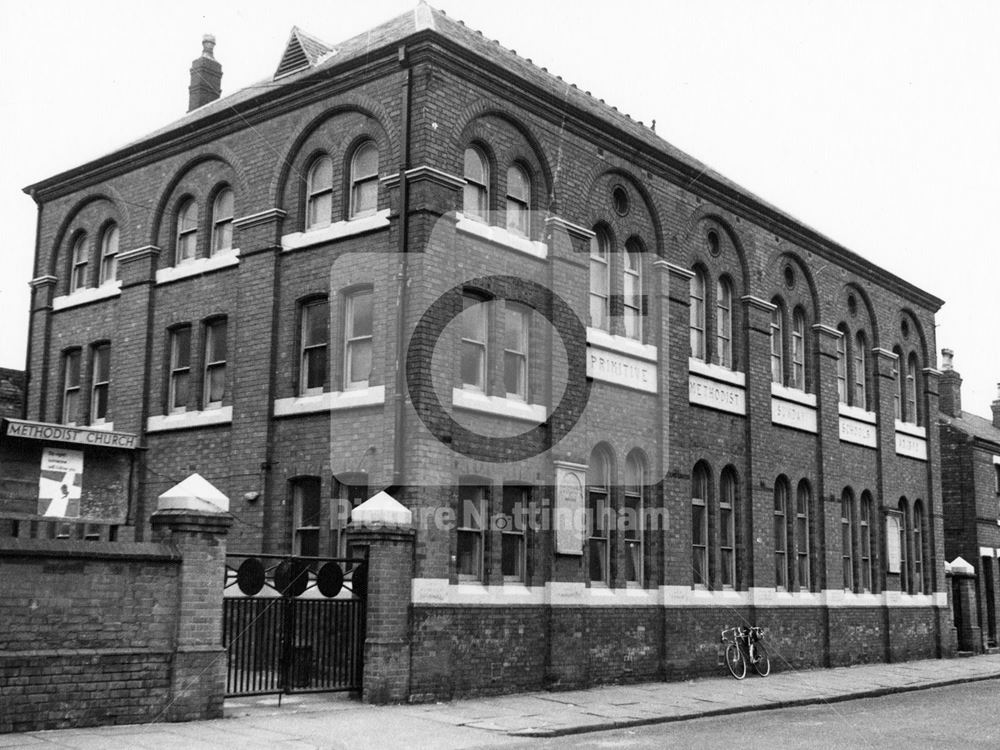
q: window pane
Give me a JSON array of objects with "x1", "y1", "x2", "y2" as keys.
[
  {"x1": 180, "y1": 202, "x2": 198, "y2": 232},
  {"x1": 310, "y1": 156, "x2": 333, "y2": 191},
  {"x1": 305, "y1": 300, "x2": 329, "y2": 346},
  {"x1": 209, "y1": 321, "x2": 228, "y2": 361},
  {"x1": 208, "y1": 366, "x2": 225, "y2": 403},
  {"x1": 354, "y1": 143, "x2": 378, "y2": 179},
  {"x1": 348, "y1": 340, "x2": 371, "y2": 384},
  {"x1": 305, "y1": 347, "x2": 327, "y2": 390},
  {"x1": 308, "y1": 192, "x2": 332, "y2": 228},
  {"x1": 464, "y1": 148, "x2": 486, "y2": 184},
  {"x1": 351, "y1": 293, "x2": 373, "y2": 338},
  {"x1": 172, "y1": 371, "x2": 189, "y2": 407},
  {"x1": 66, "y1": 351, "x2": 81, "y2": 386},
  {"x1": 353, "y1": 180, "x2": 378, "y2": 216},
  {"x1": 501, "y1": 534, "x2": 523, "y2": 579},
  {"x1": 173, "y1": 328, "x2": 191, "y2": 368},
  {"x1": 94, "y1": 347, "x2": 110, "y2": 381}
]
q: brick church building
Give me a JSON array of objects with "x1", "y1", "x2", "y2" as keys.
[{"x1": 16, "y1": 4, "x2": 952, "y2": 697}]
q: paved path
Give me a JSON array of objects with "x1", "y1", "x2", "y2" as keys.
[{"x1": 5, "y1": 654, "x2": 1000, "y2": 749}]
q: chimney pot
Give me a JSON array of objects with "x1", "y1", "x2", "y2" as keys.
[
  {"x1": 992, "y1": 383, "x2": 1000, "y2": 430},
  {"x1": 201, "y1": 34, "x2": 216, "y2": 58},
  {"x1": 941, "y1": 348, "x2": 954, "y2": 371}
]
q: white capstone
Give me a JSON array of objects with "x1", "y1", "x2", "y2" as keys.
[
  {"x1": 352, "y1": 490, "x2": 412, "y2": 527},
  {"x1": 948, "y1": 556, "x2": 975, "y2": 576},
  {"x1": 157, "y1": 473, "x2": 230, "y2": 513}
]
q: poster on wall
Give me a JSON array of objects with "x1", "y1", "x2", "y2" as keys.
[
  {"x1": 554, "y1": 463, "x2": 587, "y2": 555},
  {"x1": 885, "y1": 511, "x2": 902, "y2": 574},
  {"x1": 37, "y1": 447, "x2": 83, "y2": 517}
]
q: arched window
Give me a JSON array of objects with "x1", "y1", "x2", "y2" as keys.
[
  {"x1": 719, "y1": 468, "x2": 737, "y2": 589},
  {"x1": 176, "y1": 199, "x2": 198, "y2": 264},
  {"x1": 505, "y1": 164, "x2": 530, "y2": 236},
  {"x1": 463, "y1": 146, "x2": 489, "y2": 221},
  {"x1": 589, "y1": 229, "x2": 610, "y2": 331},
  {"x1": 842, "y1": 489, "x2": 856, "y2": 591},
  {"x1": 623, "y1": 240, "x2": 642, "y2": 341},
  {"x1": 854, "y1": 331, "x2": 868, "y2": 409},
  {"x1": 690, "y1": 269, "x2": 706, "y2": 360},
  {"x1": 69, "y1": 234, "x2": 88, "y2": 293},
  {"x1": 892, "y1": 347, "x2": 903, "y2": 421},
  {"x1": 770, "y1": 302, "x2": 784, "y2": 384},
  {"x1": 913, "y1": 500, "x2": 925, "y2": 594},
  {"x1": 624, "y1": 452, "x2": 645, "y2": 584},
  {"x1": 774, "y1": 477, "x2": 790, "y2": 590},
  {"x1": 98, "y1": 224, "x2": 119, "y2": 285},
  {"x1": 350, "y1": 141, "x2": 379, "y2": 218},
  {"x1": 306, "y1": 155, "x2": 333, "y2": 229},
  {"x1": 836, "y1": 324, "x2": 849, "y2": 404},
  {"x1": 860, "y1": 491, "x2": 874, "y2": 592},
  {"x1": 898, "y1": 498, "x2": 910, "y2": 593},
  {"x1": 211, "y1": 188, "x2": 234, "y2": 254},
  {"x1": 692, "y1": 463, "x2": 709, "y2": 587},
  {"x1": 906, "y1": 353, "x2": 920, "y2": 425},
  {"x1": 716, "y1": 277, "x2": 733, "y2": 368},
  {"x1": 796, "y1": 480, "x2": 811, "y2": 592},
  {"x1": 588, "y1": 448, "x2": 612, "y2": 585},
  {"x1": 791, "y1": 308, "x2": 806, "y2": 390}
]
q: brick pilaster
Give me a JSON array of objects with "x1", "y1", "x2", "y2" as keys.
[{"x1": 150, "y1": 509, "x2": 232, "y2": 720}]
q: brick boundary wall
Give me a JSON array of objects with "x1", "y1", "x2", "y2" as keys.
[{"x1": 0, "y1": 510, "x2": 230, "y2": 733}]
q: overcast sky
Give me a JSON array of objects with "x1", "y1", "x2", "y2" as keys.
[{"x1": 1, "y1": 1, "x2": 997, "y2": 415}]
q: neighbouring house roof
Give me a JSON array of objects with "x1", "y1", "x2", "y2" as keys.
[
  {"x1": 22, "y1": 3, "x2": 943, "y2": 311},
  {"x1": 940, "y1": 409, "x2": 1000, "y2": 452}
]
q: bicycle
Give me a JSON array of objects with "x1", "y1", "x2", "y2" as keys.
[{"x1": 721, "y1": 626, "x2": 770, "y2": 679}]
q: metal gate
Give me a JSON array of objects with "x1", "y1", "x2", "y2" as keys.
[{"x1": 222, "y1": 552, "x2": 367, "y2": 697}]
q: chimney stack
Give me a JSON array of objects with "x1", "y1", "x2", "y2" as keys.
[
  {"x1": 992, "y1": 383, "x2": 1000, "y2": 430},
  {"x1": 188, "y1": 35, "x2": 222, "y2": 112},
  {"x1": 939, "y1": 348, "x2": 963, "y2": 418}
]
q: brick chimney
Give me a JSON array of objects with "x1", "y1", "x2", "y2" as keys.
[
  {"x1": 188, "y1": 35, "x2": 222, "y2": 112},
  {"x1": 939, "y1": 348, "x2": 962, "y2": 418},
  {"x1": 992, "y1": 383, "x2": 1000, "y2": 429}
]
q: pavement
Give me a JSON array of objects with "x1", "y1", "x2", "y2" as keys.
[{"x1": 5, "y1": 653, "x2": 1000, "y2": 749}]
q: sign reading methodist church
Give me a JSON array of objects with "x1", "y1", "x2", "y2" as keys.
[{"x1": 3, "y1": 418, "x2": 139, "y2": 450}]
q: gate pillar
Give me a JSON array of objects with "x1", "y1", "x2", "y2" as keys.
[
  {"x1": 347, "y1": 491, "x2": 415, "y2": 704},
  {"x1": 151, "y1": 474, "x2": 232, "y2": 720}
]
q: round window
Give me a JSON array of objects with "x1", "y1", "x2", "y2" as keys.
[{"x1": 612, "y1": 186, "x2": 629, "y2": 216}]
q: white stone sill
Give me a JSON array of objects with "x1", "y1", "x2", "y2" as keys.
[
  {"x1": 273, "y1": 386, "x2": 385, "y2": 417},
  {"x1": 894, "y1": 420, "x2": 927, "y2": 439},
  {"x1": 586, "y1": 327, "x2": 658, "y2": 362},
  {"x1": 770, "y1": 382, "x2": 817, "y2": 407},
  {"x1": 281, "y1": 209, "x2": 390, "y2": 252},
  {"x1": 155, "y1": 250, "x2": 241, "y2": 285},
  {"x1": 147, "y1": 406, "x2": 233, "y2": 433},
  {"x1": 839, "y1": 403, "x2": 877, "y2": 424},
  {"x1": 53, "y1": 281, "x2": 122, "y2": 311},
  {"x1": 688, "y1": 357, "x2": 746, "y2": 387},
  {"x1": 455, "y1": 213, "x2": 548, "y2": 259},
  {"x1": 451, "y1": 388, "x2": 547, "y2": 422}
]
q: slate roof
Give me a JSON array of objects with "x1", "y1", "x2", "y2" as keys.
[
  {"x1": 22, "y1": 3, "x2": 944, "y2": 310},
  {"x1": 940, "y1": 409, "x2": 1000, "y2": 451}
]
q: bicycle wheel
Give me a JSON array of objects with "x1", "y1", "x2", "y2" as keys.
[
  {"x1": 750, "y1": 641, "x2": 771, "y2": 677},
  {"x1": 725, "y1": 643, "x2": 746, "y2": 680}
]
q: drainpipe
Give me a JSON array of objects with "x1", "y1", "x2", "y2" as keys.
[{"x1": 392, "y1": 45, "x2": 412, "y2": 489}]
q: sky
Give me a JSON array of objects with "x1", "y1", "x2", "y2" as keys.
[{"x1": 1, "y1": 0, "x2": 998, "y2": 415}]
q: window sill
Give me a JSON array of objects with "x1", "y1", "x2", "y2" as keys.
[
  {"x1": 88, "y1": 421, "x2": 115, "y2": 431},
  {"x1": 894, "y1": 420, "x2": 927, "y2": 439},
  {"x1": 147, "y1": 406, "x2": 233, "y2": 433},
  {"x1": 155, "y1": 250, "x2": 241, "y2": 285},
  {"x1": 770, "y1": 382, "x2": 816, "y2": 407},
  {"x1": 455, "y1": 212, "x2": 548, "y2": 259},
  {"x1": 53, "y1": 281, "x2": 122, "y2": 311},
  {"x1": 281, "y1": 209, "x2": 390, "y2": 252},
  {"x1": 839, "y1": 403, "x2": 877, "y2": 424},
  {"x1": 586, "y1": 327, "x2": 657, "y2": 362},
  {"x1": 688, "y1": 357, "x2": 745, "y2": 387},
  {"x1": 273, "y1": 385, "x2": 385, "y2": 417},
  {"x1": 450, "y1": 388, "x2": 547, "y2": 423}
]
